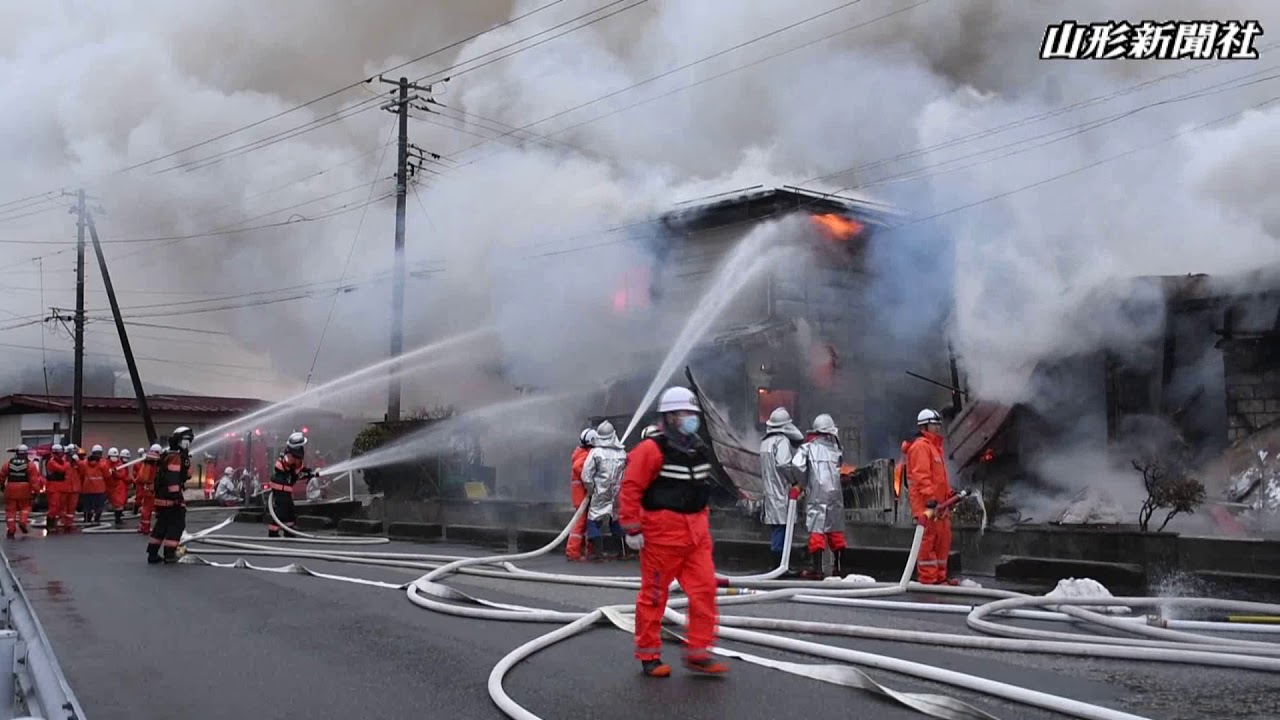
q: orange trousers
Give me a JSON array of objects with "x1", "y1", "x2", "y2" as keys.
[
  {"x1": 634, "y1": 537, "x2": 718, "y2": 662},
  {"x1": 5, "y1": 497, "x2": 31, "y2": 533},
  {"x1": 565, "y1": 482, "x2": 587, "y2": 559},
  {"x1": 806, "y1": 531, "x2": 847, "y2": 554},
  {"x1": 138, "y1": 492, "x2": 155, "y2": 533},
  {"x1": 916, "y1": 517, "x2": 952, "y2": 584},
  {"x1": 62, "y1": 493, "x2": 80, "y2": 529},
  {"x1": 44, "y1": 487, "x2": 68, "y2": 528}
]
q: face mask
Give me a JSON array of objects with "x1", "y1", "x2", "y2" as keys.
[
  {"x1": 180, "y1": 439, "x2": 191, "y2": 450},
  {"x1": 678, "y1": 415, "x2": 700, "y2": 436}
]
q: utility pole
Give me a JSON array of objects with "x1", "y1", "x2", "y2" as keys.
[
  {"x1": 67, "y1": 189, "x2": 87, "y2": 446},
  {"x1": 378, "y1": 75, "x2": 435, "y2": 422},
  {"x1": 86, "y1": 211, "x2": 156, "y2": 442}
]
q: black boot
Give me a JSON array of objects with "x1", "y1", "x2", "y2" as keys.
[
  {"x1": 268, "y1": 529, "x2": 280, "y2": 538},
  {"x1": 830, "y1": 550, "x2": 844, "y2": 579},
  {"x1": 163, "y1": 547, "x2": 178, "y2": 564},
  {"x1": 147, "y1": 547, "x2": 162, "y2": 564},
  {"x1": 800, "y1": 551, "x2": 824, "y2": 580},
  {"x1": 114, "y1": 510, "x2": 123, "y2": 526},
  {"x1": 587, "y1": 537, "x2": 603, "y2": 562}
]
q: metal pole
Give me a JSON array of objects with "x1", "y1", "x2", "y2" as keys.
[
  {"x1": 72, "y1": 190, "x2": 85, "y2": 446},
  {"x1": 388, "y1": 76, "x2": 409, "y2": 423},
  {"x1": 86, "y1": 212, "x2": 157, "y2": 442}
]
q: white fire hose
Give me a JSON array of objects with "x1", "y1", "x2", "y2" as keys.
[{"x1": 179, "y1": 492, "x2": 1280, "y2": 720}]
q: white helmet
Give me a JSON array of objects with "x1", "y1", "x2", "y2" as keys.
[
  {"x1": 137, "y1": 448, "x2": 146, "y2": 457},
  {"x1": 917, "y1": 408, "x2": 943, "y2": 426},
  {"x1": 640, "y1": 424, "x2": 661, "y2": 439},
  {"x1": 287, "y1": 432, "x2": 307, "y2": 449},
  {"x1": 811, "y1": 414, "x2": 838, "y2": 436},
  {"x1": 147, "y1": 444, "x2": 162, "y2": 458},
  {"x1": 15, "y1": 444, "x2": 28, "y2": 455},
  {"x1": 765, "y1": 407, "x2": 793, "y2": 428},
  {"x1": 51, "y1": 444, "x2": 64, "y2": 454},
  {"x1": 67, "y1": 444, "x2": 78, "y2": 454},
  {"x1": 657, "y1": 386, "x2": 699, "y2": 414},
  {"x1": 223, "y1": 466, "x2": 234, "y2": 476},
  {"x1": 107, "y1": 447, "x2": 120, "y2": 460},
  {"x1": 595, "y1": 421, "x2": 617, "y2": 445},
  {"x1": 120, "y1": 449, "x2": 131, "y2": 460},
  {"x1": 579, "y1": 428, "x2": 596, "y2": 447},
  {"x1": 90, "y1": 444, "x2": 104, "y2": 455}
]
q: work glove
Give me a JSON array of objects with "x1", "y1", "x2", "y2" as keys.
[
  {"x1": 624, "y1": 533, "x2": 644, "y2": 551},
  {"x1": 788, "y1": 485, "x2": 801, "y2": 501}
]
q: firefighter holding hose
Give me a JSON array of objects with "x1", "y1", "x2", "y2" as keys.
[
  {"x1": 620, "y1": 386, "x2": 728, "y2": 677},
  {"x1": 267, "y1": 432, "x2": 312, "y2": 537},
  {"x1": 792, "y1": 414, "x2": 848, "y2": 579},
  {"x1": 565, "y1": 428, "x2": 596, "y2": 562},
  {"x1": 760, "y1": 408, "x2": 803, "y2": 571},
  {"x1": 135, "y1": 444, "x2": 161, "y2": 535},
  {"x1": 148, "y1": 428, "x2": 191, "y2": 564},
  {"x1": 907, "y1": 408, "x2": 957, "y2": 585},
  {"x1": 43, "y1": 445, "x2": 70, "y2": 533}
]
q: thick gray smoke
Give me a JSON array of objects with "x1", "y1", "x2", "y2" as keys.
[{"x1": 3, "y1": 1, "x2": 1280, "y2": 506}]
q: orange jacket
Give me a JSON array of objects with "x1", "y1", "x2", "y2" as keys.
[
  {"x1": 134, "y1": 459, "x2": 157, "y2": 495},
  {"x1": 106, "y1": 460, "x2": 127, "y2": 489},
  {"x1": 68, "y1": 459, "x2": 83, "y2": 493},
  {"x1": 570, "y1": 446, "x2": 590, "y2": 488},
  {"x1": 906, "y1": 431, "x2": 951, "y2": 519},
  {"x1": 0, "y1": 459, "x2": 41, "y2": 501},
  {"x1": 44, "y1": 456, "x2": 71, "y2": 485},
  {"x1": 619, "y1": 439, "x2": 710, "y2": 547},
  {"x1": 81, "y1": 458, "x2": 110, "y2": 494}
]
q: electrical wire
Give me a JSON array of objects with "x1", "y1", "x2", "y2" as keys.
[{"x1": 305, "y1": 118, "x2": 399, "y2": 390}]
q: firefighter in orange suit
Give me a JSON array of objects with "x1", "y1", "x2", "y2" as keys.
[
  {"x1": 906, "y1": 408, "x2": 956, "y2": 585},
  {"x1": 134, "y1": 445, "x2": 161, "y2": 535},
  {"x1": 619, "y1": 387, "x2": 727, "y2": 678},
  {"x1": 148, "y1": 428, "x2": 191, "y2": 564},
  {"x1": 81, "y1": 445, "x2": 110, "y2": 524},
  {"x1": 43, "y1": 445, "x2": 71, "y2": 533},
  {"x1": 565, "y1": 428, "x2": 595, "y2": 561},
  {"x1": 106, "y1": 447, "x2": 129, "y2": 525},
  {"x1": 65, "y1": 445, "x2": 85, "y2": 531},
  {"x1": 1, "y1": 445, "x2": 41, "y2": 538}
]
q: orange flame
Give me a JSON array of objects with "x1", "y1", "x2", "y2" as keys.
[
  {"x1": 809, "y1": 213, "x2": 863, "y2": 241},
  {"x1": 980, "y1": 448, "x2": 996, "y2": 464}
]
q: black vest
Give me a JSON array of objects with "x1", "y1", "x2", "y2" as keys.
[
  {"x1": 7, "y1": 457, "x2": 29, "y2": 481},
  {"x1": 640, "y1": 436, "x2": 714, "y2": 514},
  {"x1": 155, "y1": 451, "x2": 189, "y2": 500}
]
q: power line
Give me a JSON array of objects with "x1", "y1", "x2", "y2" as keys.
[
  {"x1": 146, "y1": 1, "x2": 638, "y2": 178},
  {"x1": 305, "y1": 119, "x2": 399, "y2": 389},
  {"x1": 111, "y1": 0, "x2": 571, "y2": 176}
]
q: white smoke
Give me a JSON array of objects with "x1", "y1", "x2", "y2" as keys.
[{"x1": 2, "y1": 1, "x2": 1279, "y2": 503}]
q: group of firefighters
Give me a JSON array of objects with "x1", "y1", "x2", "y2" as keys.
[
  {"x1": 760, "y1": 406, "x2": 958, "y2": 584},
  {"x1": 563, "y1": 387, "x2": 959, "y2": 678},
  {"x1": 0, "y1": 427, "x2": 321, "y2": 561},
  {"x1": 0, "y1": 441, "x2": 165, "y2": 537}
]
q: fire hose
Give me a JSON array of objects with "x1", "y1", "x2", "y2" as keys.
[{"x1": 178, "y1": 492, "x2": 1280, "y2": 720}]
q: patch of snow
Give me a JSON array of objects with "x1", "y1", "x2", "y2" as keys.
[
  {"x1": 1046, "y1": 577, "x2": 1131, "y2": 614},
  {"x1": 823, "y1": 574, "x2": 877, "y2": 584},
  {"x1": 958, "y1": 579, "x2": 983, "y2": 588}
]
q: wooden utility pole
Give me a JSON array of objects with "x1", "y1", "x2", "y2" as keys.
[
  {"x1": 378, "y1": 75, "x2": 433, "y2": 422},
  {"x1": 71, "y1": 189, "x2": 86, "y2": 445}
]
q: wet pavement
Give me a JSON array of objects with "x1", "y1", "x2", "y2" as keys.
[{"x1": 3, "y1": 512, "x2": 1278, "y2": 720}]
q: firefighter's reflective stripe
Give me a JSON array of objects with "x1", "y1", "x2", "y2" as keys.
[
  {"x1": 657, "y1": 463, "x2": 712, "y2": 481},
  {"x1": 268, "y1": 483, "x2": 292, "y2": 492},
  {"x1": 153, "y1": 498, "x2": 179, "y2": 508},
  {"x1": 917, "y1": 559, "x2": 945, "y2": 566}
]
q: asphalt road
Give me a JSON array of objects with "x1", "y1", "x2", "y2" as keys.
[{"x1": 4, "y1": 512, "x2": 1278, "y2": 720}]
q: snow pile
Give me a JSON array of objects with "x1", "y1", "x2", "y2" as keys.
[
  {"x1": 823, "y1": 574, "x2": 877, "y2": 585},
  {"x1": 958, "y1": 579, "x2": 983, "y2": 589},
  {"x1": 1046, "y1": 577, "x2": 1130, "y2": 615}
]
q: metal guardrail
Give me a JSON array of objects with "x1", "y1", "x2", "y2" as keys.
[{"x1": 0, "y1": 549, "x2": 85, "y2": 720}]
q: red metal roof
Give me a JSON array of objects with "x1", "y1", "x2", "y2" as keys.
[
  {"x1": 0, "y1": 394, "x2": 265, "y2": 415},
  {"x1": 946, "y1": 400, "x2": 1015, "y2": 470}
]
